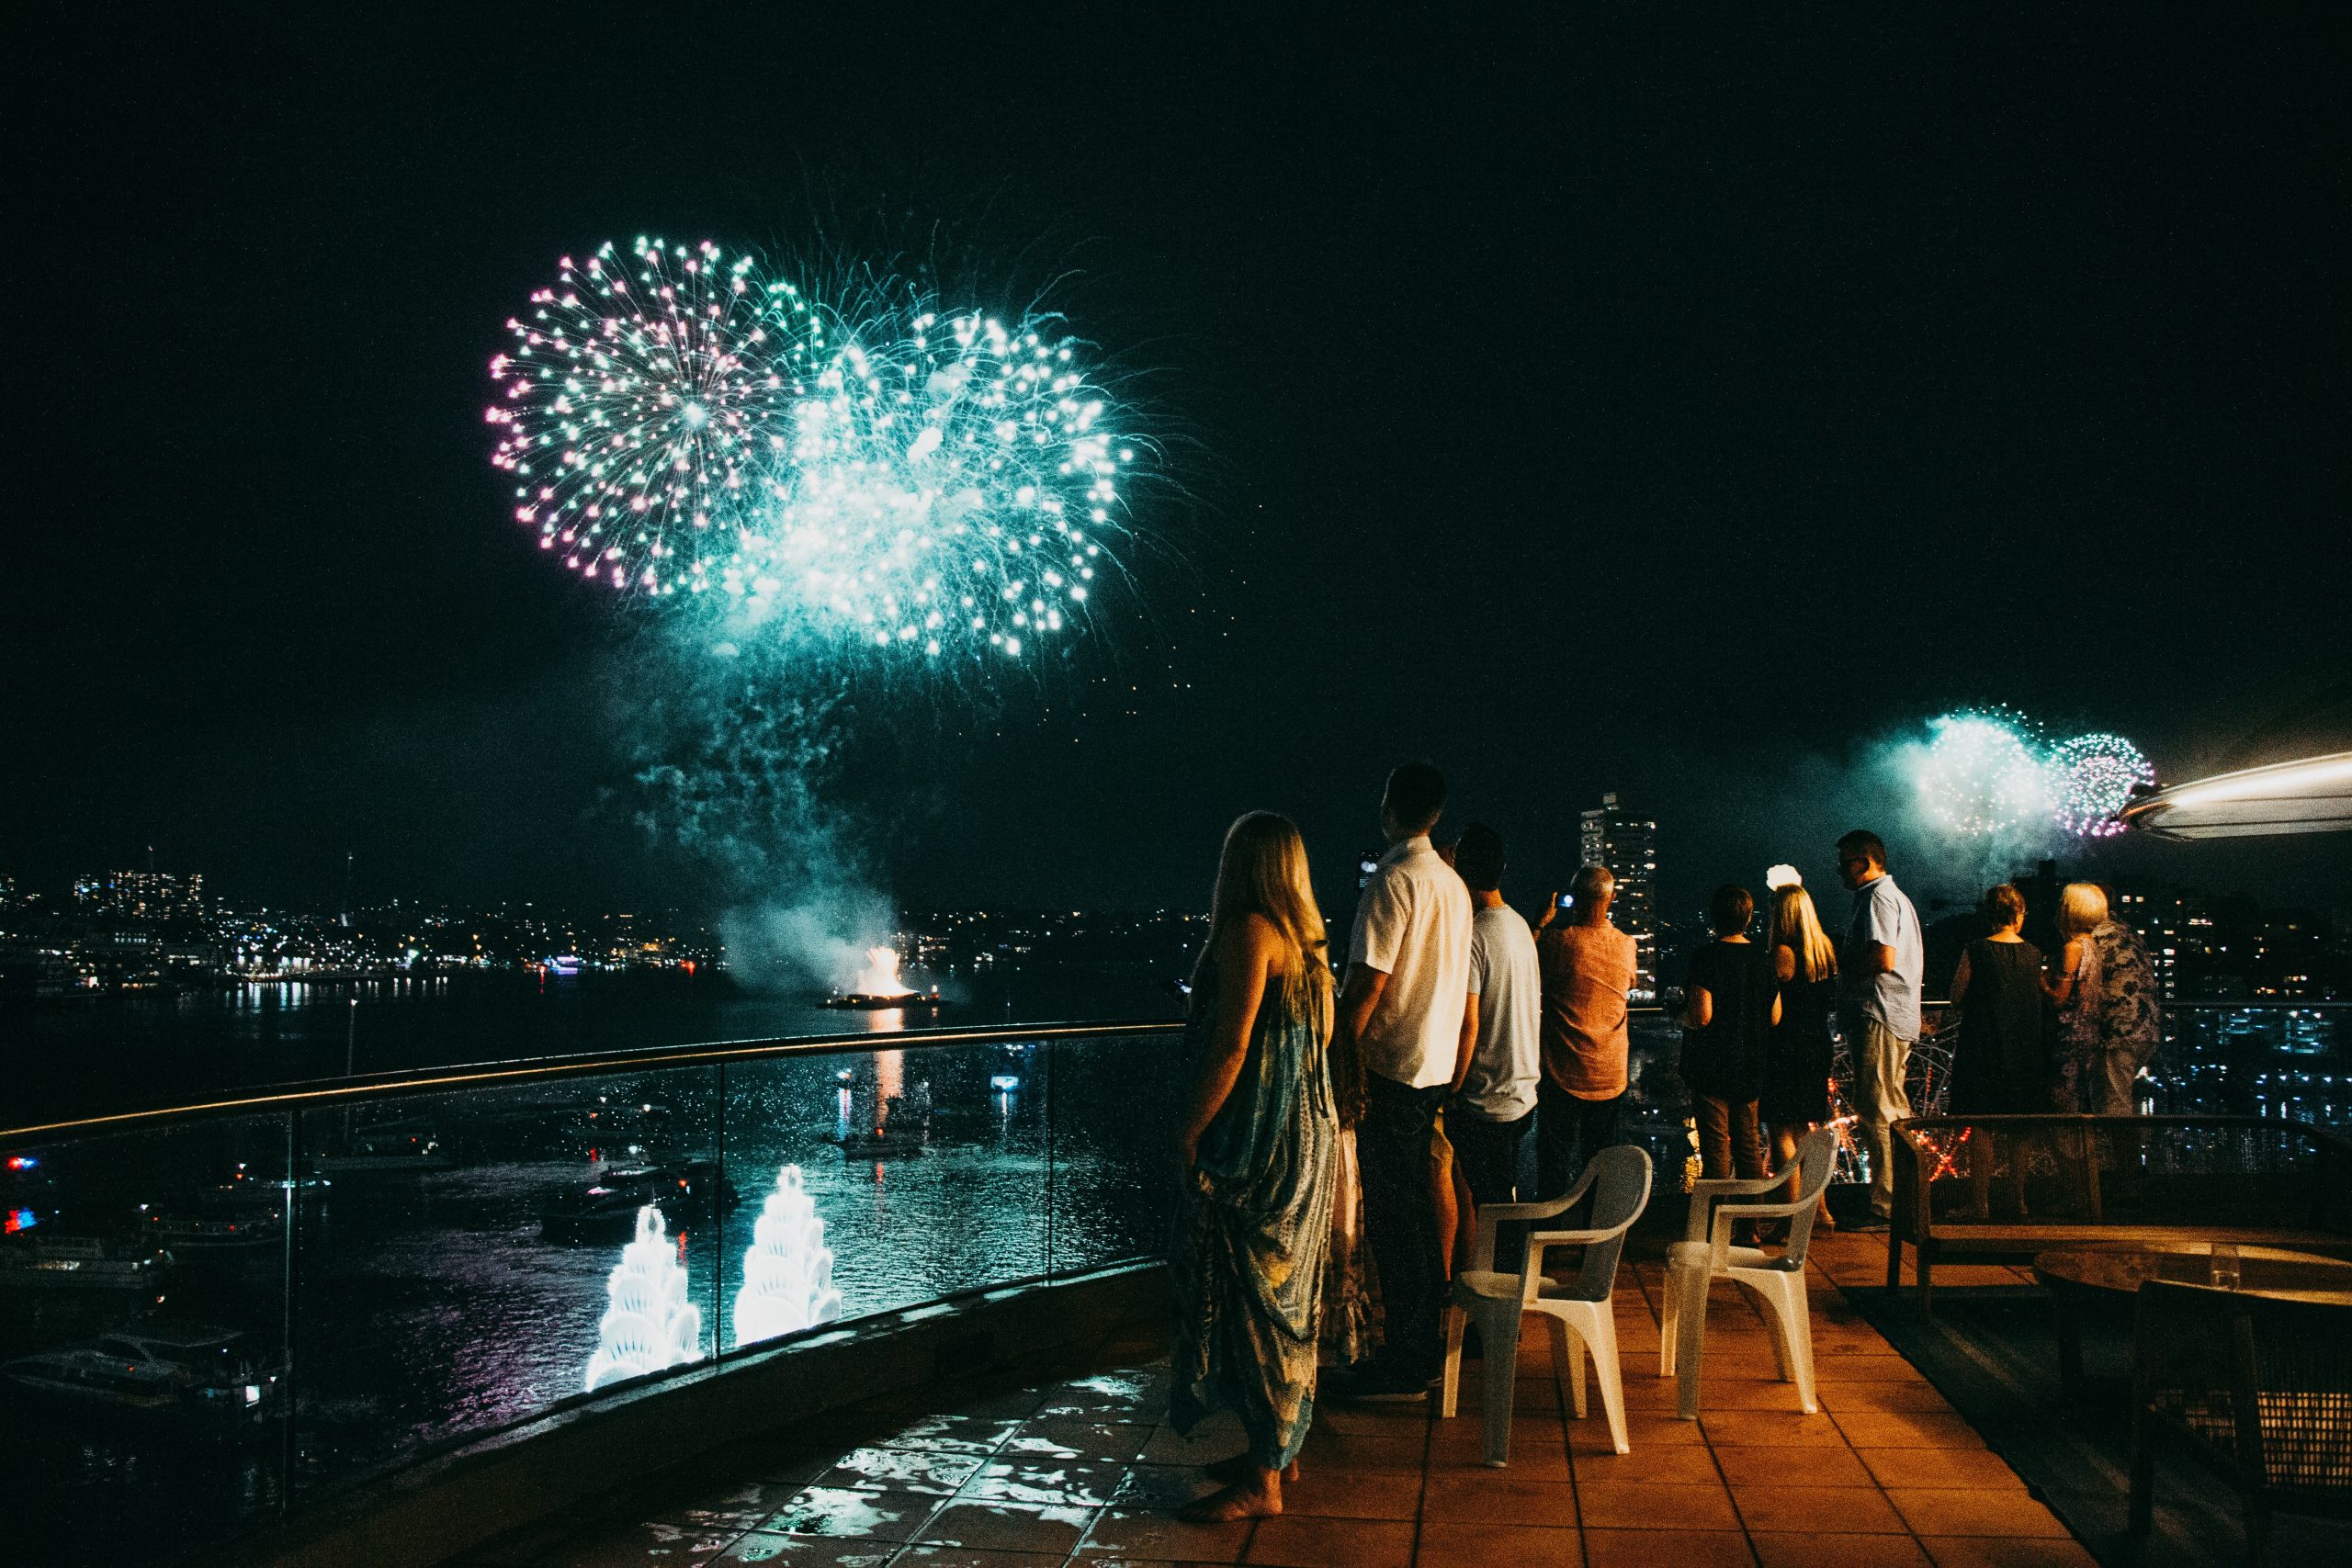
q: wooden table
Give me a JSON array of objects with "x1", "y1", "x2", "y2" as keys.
[{"x1": 2033, "y1": 1244, "x2": 2352, "y2": 1398}]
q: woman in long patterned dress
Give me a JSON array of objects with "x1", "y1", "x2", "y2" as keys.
[{"x1": 1170, "y1": 811, "x2": 1339, "y2": 1522}]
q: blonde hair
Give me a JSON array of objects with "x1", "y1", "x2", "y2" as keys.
[
  {"x1": 1192, "y1": 812, "x2": 1335, "y2": 1037},
  {"x1": 2058, "y1": 882, "x2": 2109, "y2": 940},
  {"x1": 1770, "y1": 885, "x2": 1838, "y2": 983}
]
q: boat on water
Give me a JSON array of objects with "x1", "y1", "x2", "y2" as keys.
[
  {"x1": 537, "y1": 1159, "x2": 738, "y2": 1243},
  {"x1": 317, "y1": 1126, "x2": 449, "y2": 1174},
  {"x1": 0, "y1": 1235, "x2": 172, "y2": 1293},
  {"x1": 3, "y1": 1325, "x2": 282, "y2": 1434},
  {"x1": 146, "y1": 1208, "x2": 284, "y2": 1250},
  {"x1": 820, "y1": 989, "x2": 945, "y2": 1010}
]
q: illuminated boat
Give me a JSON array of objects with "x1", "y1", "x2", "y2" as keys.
[
  {"x1": 317, "y1": 1126, "x2": 450, "y2": 1174},
  {"x1": 3, "y1": 1325, "x2": 282, "y2": 1431},
  {"x1": 147, "y1": 1208, "x2": 284, "y2": 1250},
  {"x1": 0, "y1": 1235, "x2": 172, "y2": 1292},
  {"x1": 537, "y1": 1160, "x2": 739, "y2": 1243},
  {"x1": 820, "y1": 989, "x2": 944, "y2": 1010}
]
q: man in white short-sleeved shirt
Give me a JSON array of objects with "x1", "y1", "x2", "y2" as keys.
[{"x1": 1330, "y1": 761, "x2": 1473, "y2": 1398}]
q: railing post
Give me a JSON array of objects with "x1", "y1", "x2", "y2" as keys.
[
  {"x1": 280, "y1": 1106, "x2": 301, "y2": 1518},
  {"x1": 714, "y1": 1061, "x2": 727, "y2": 1369}
]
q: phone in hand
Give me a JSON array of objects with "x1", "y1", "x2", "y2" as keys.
[{"x1": 1555, "y1": 892, "x2": 1575, "y2": 910}]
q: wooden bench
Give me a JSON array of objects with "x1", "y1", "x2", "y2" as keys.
[{"x1": 1885, "y1": 1114, "x2": 2352, "y2": 1316}]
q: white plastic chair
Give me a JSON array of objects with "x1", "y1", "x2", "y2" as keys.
[
  {"x1": 1441, "y1": 1144, "x2": 1653, "y2": 1463},
  {"x1": 1660, "y1": 1124, "x2": 1839, "y2": 1420}
]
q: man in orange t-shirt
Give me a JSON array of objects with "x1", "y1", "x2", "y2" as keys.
[{"x1": 1533, "y1": 863, "x2": 1638, "y2": 1199}]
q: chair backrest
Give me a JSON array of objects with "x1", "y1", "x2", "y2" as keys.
[
  {"x1": 1776, "y1": 1125, "x2": 1843, "y2": 1269},
  {"x1": 2137, "y1": 1280, "x2": 2352, "y2": 1498},
  {"x1": 1555, "y1": 1145, "x2": 1652, "y2": 1303}
]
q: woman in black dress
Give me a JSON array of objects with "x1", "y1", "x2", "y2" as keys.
[
  {"x1": 1763, "y1": 881, "x2": 1839, "y2": 1231},
  {"x1": 1681, "y1": 884, "x2": 1781, "y2": 1186},
  {"x1": 1946, "y1": 883, "x2": 2049, "y2": 1113}
]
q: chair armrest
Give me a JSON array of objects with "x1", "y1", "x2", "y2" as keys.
[
  {"x1": 1686, "y1": 1171, "x2": 1795, "y2": 1242},
  {"x1": 1473, "y1": 1166, "x2": 1601, "y2": 1270}
]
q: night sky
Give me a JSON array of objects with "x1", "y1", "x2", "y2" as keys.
[{"x1": 10, "y1": 7, "x2": 2348, "y2": 920}]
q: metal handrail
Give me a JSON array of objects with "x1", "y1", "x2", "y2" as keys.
[{"x1": 0, "y1": 1016, "x2": 1187, "y2": 1146}]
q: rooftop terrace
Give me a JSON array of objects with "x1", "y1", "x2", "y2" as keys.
[{"x1": 457, "y1": 1230, "x2": 2106, "y2": 1568}]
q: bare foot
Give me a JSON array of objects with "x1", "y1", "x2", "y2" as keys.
[
  {"x1": 1180, "y1": 1467, "x2": 1283, "y2": 1522},
  {"x1": 1205, "y1": 1454, "x2": 1300, "y2": 1485}
]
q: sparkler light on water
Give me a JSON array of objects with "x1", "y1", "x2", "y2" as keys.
[
  {"x1": 2047, "y1": 732, "x2": 2156, "y2": 839},
  {"x1": 488, "y1": 238, "x2": 1141, "y2": 661},
  {"x1": 1914, "y1": 709, "x2": 2155, "y2": 840}
]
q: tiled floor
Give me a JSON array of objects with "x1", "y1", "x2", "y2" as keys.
[{"x1": 464, "y1": 1230, "x2": 2092, "y2": 1567}]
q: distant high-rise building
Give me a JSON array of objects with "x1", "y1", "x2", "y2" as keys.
[
  {"x1": 74, "y1": 868, "x2": 205, "y2": 922},
  {"x1": 1579, "y1": 792, "x2": 1657, "y2": 994}
]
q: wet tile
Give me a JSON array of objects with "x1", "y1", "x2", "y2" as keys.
[
  {"x1": 1140, "y1": 1420, "x2": 1247, "y2": 1466},
  {"x1": 894, "y1": 1548, "x2": 1068, "y2": 1568},
  {"x1": 543, "y1": 1518, "x2": 740, "y2": 1566},
  {"x1": 1075, "y1": 1504, "x2": 1255, "y2": 1561},
  {"x1": 942, "y1": 1387, "x2": 1052, "y2": 1421},
  {"x1": 1109, "y1": 1461, "x2": 1216, "y2": 1510},
  {"x1": 820, "y1": 1447, "x2": 989, "y2": 1495},
  {"x1": 1732, "y1": 1483, "x2": 1905, "y2": 1534},
  {"x1": 1831, "y1": 1412, "x2": 1986, "y2": 1450},
  {"x1": 1036, "y1": 1371, "x2": 1163, "y2": 1419},
  {"x1": 1754, "y1": 1536, "x2": 1929, "y2": 1568},
  {"x1": 886, "y1": 1416, "x2": 1022, "y2": 1455},
  {"x1": 964, "y1": 1457, "x2": 1129, "y2": 1507},
  {"x1": 1413, "y1": 1520, "x2": 1584, "y2": 1567},
  {"x1": 763, "y1": 1485, "x2": 941, "y2": 1541},
  {"x1": 1241, "y1": 1515, "x2": 1414, "y2": 1568},
  {"x1": 1581, "y1": 1528, "x2": 1754, "y2": 1567},
  {"x1": 918, "y1": 1501, "x2": 1098, "y2": 1555},
  {"x1": 1012, "y1": 1416, "x2": 1152, "y2": 1463},
  {"x1": 716, "y1": 1536, "x2": 901, "y2": 1567},
  {"x1": 1856, "y1": 1447, "x2": 2027, "y2": 1490},
  {"x1": 1885, "y1": 1489, "x2": 2069, "y2": 1538}
]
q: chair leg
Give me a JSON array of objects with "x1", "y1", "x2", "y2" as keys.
[
  {"x1": 1440, "y1": 1303, "x2": 1465, "y2": 1420},
  {"x1": 1565, "y1": 1319, "x2": 1588, "y2": 1420},
  {"x1": 1659, "y1": 1268, "x2": 1680, "y2": 1377},
  {"x1": 1577, "y1": 1305, "x2": 1630, "y2": 1455},
  {"x1": 1672, "y1": 1265, "x2": 1708, "y2": 1420},
  {"x1": 1480, "y1": 1305, "x2": 1522, "y2": 1468},
  {"x1": 1773, "y1": 1275, "x2": 1817, "y2": 1415}
]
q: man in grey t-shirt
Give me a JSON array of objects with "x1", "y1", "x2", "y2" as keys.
[
  {"x1": 1449, "y1": 824, "x2": 1539, "y2": 1213},
  {"x1": 1836, "y1": 829, "x2": 1924, "y2": 1224}
]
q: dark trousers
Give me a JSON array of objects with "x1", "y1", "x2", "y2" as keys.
[
  {"x1": 1450, "y1": 1108, "x2": 1532, "y2": 1208},
  {"x1": 1359, "y1": 1071, "x2": 1448, "y2": 1379},
  {"x1": 1537, "y1": 1078, "x2": 1624, "y2": 1201},
  {"x1": 1694, "y1": 1094, "x2": 1767, "y2": 1183}
]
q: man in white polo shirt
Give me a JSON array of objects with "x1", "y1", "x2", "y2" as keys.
[{"x1": 1329, "y1": 761, "x2": 1473, "y2": 1398}]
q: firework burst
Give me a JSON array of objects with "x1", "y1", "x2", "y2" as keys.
[
  {"x1": 489, "y1": 238, "x2": 824, "y2": 593},
  {"x1": 1917, "y1": 709, "x2": 2053, "y2": 837},
  {"x1": 2047, "y1": 732, "x2": 2155, "y2": 838},
  {"x1": 487, "y1": 241, "x2": 1142, "y2": 663}
]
